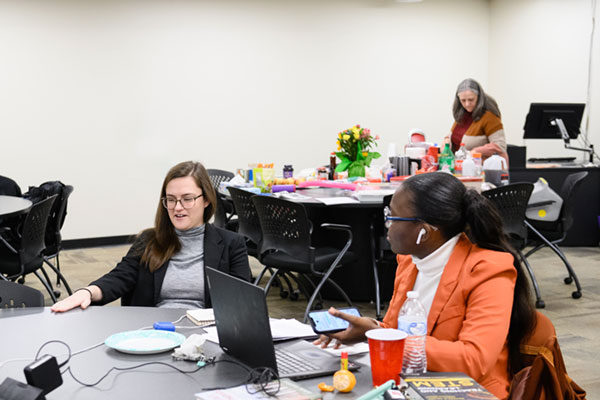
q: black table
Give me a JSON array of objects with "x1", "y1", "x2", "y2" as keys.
[
  {"x1": 0, "y1": 195, "x2": 32, "y2": 218},
  {"x1": 0, "y1": 307, "x2": 375, "y2": 399}
]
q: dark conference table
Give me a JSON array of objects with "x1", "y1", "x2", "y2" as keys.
[
  {"x1": 0, "y1": 306, "x2": 375, "y2": 399},
  {"x1": 0, "y1": 195, "x2": 32, "y2": 218}
]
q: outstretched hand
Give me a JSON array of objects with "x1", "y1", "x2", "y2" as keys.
[
  {"x1": 312, "y1": 307, "x2": 380, "y2": 349},
  {"x1": 50, "y1": 289, "x2": 92, "y2": 313}
]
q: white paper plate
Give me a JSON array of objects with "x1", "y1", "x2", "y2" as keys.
[{"x1": 105, "y1": 330, "x2": 186, "y2": 355}]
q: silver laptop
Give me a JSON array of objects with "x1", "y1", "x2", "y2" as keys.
[{"x1": 206, "y1": 267, "x2": 357, "y2": 380}]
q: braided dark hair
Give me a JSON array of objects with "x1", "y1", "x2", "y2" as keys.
[{"x1": 401, "y1": 172, "x2": 536, "y2": 374}]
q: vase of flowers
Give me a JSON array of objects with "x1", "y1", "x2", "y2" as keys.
[{"x1": 335, "y1": 125, "x2": 381, "y2": 178}]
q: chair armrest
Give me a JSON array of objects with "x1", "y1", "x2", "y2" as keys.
[
  {"x1": 320, "y1": 223, "x2": 353, "y2": 244},
  {"x1": 527, "y1": 200, "x2": 556, "y2": 208}
]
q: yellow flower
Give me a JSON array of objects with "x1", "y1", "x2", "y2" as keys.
[
  {"x1": 351, "y1": 126, "x2": 360, "y2": 136},
  {"x1": 362, "y1": 151, "x2": 368, "y2": 157},
  {"x1": 337, "y1": 145, "x2": 342, "y2": 150},
  {"x1": 354, "y1": 132, "x2": 360, "y2": 140},
  {"x1": 338, "y1": 133, "x2": 342, "y2": 139},
  {"x1": 343, "y1": 134, "x2": 350, "y2": 140}
]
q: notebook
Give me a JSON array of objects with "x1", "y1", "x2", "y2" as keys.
[{"x1": 206, "y1": 267, "x2": 357, "y2": 381}]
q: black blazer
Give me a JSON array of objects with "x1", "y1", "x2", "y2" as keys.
[{"x1": 91, "y1": 224, "x2": 251, "y2": 307}]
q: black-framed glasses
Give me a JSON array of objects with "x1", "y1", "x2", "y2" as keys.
[
  {"x1": 383, "y1": 206, "x2": 420, "y2": 228},
  {"x1": 161, "y1": 194, "x2": 203, "y2": 210}
]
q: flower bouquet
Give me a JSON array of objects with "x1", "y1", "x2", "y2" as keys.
[{"x1": 335, "y1": 125, "x2": 381, "y2": 177}]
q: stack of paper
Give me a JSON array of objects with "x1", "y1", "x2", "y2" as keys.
[{"x1": 186, "y1": 309, "x2": 215, "y2": 327}]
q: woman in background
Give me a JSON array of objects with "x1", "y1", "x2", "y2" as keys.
[
  {"x1": 315, "y1": 172, "x2": 536, "y2": 398},
  {"x1": 451, "y1": 78, "x2": 508, "y2": 162},
  {"x1": 51, "y1": 161, "x2": 250, "y2": 312}
]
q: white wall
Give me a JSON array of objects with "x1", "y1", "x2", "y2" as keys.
[
  {"x1": 489, "y1": 0, "x2": 599, "y2": 158},
  {"x1": 1, "y1": 0, "x2": 597, "y2": 240}
]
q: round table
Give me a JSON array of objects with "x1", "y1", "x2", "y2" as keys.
[{"x1": 0, "y1": 195, "x2": 32, "y2": 218}]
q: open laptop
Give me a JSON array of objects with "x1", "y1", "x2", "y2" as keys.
[{"x1": 206, "y1": 267, "x2": 358, "y2": 380}]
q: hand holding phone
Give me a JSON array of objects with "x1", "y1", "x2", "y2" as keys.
[{"x1": 308, "y1": 308, "x2": 361, "y2": 334}]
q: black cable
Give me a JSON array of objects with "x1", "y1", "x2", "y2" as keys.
[
  {"x1": 62, "y1": 361, "x2": 202, "y2": 387},
  {"x1": 34, "y1": 339, "x2": 281, "y2": 397},
  {"x1": 34, "y1": 340, "x2": 72, "y2": 368}
]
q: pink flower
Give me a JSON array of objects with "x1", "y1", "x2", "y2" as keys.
[{"x1": 375, "y1": 135, "x2": 380, "y2": 140}]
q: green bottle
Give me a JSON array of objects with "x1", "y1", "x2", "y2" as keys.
[{"x1": 438, "y1": 143, "x2": 455, "y2": 173}]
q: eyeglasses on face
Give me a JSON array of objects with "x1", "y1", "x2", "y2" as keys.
[
  {"x1": 383, "y1": 206, "x2": 421, "y2": 229},
  {"x1": 162, "y1": 194, "x2": 203, "y2": 210}
]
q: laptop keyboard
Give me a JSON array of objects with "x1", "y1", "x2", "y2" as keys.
[{"x1": 275, "y1": 348, "x2": 320, "y2": 375}]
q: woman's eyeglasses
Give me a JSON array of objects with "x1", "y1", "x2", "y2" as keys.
[
  {"x1": 383, "y1": 206, "x2": 421, "y2": 228},
  {"x1": 162, "y1": 194, "x2": 203, "y2": 210}
]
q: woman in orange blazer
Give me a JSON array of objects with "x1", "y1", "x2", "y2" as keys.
[{"x1": 315, "y1": 172, "x2": 536, "y2": 399}]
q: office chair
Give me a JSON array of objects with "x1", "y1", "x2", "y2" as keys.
[
  {"x1": 0, "y1": 175, "x2": 21, "y2": 196},
  {"x1": 42, "y1": 185, "x2": 74, "y2": 294},
  {"x1": 206, "y1": 169, "x2": 237, "y2": 231},
  {"x1": 227, "y1": 187, "x2": 296, "y2": 299},
  {"x1": 0, "y1": 195, "x2": 70, "y2": 303},
  {"x1": 0, "y1": 280, "x2": 45, "y2": 308},
  {"x1": 252, "y1": 195, "x2": 355, "y2": 322},
  {"x1": 524, "y1": 171, "x2": 588, "y2": 301},
  {"x1": 482, "y1": 183, "x2": 545, "y2": 308}
]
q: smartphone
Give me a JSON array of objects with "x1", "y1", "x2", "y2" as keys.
[{"x1": 308, "y1": 308, "x2": 361, "y2": 334}]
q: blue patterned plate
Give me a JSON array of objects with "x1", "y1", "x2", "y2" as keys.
[{"x1": 105, "y1": 330, "x2": 186, "y2": 354}]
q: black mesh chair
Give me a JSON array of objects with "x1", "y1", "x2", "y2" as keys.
[
  {"x1": 42, "y1": 185, "x2": 74, "y2": 293},
  {"x1": 0, "y1": 280, "x2": 44, "y2": 308},
  {"x1": 228, "y1": 187, "x2": 296, "y2": 299},
  {"x1": 0, "y1": 175, "x2": 21, "y2": 196},
  {"x1": 0, "y1": 195, "x2": 70, "y2": 303},
  {"x1": 252, "y1": 195, "x2": 355, "y2": 322},
  {"x1": 207, "y1": 169, "x2": 237, "y2": 231},
  {"x1": 482, "y1": 183, "x2": 545, "y2": 308},
  {"x1": 524, "y1": 171, "x2": 588, "y2": 300}
]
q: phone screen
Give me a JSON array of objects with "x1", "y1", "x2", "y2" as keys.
[{"x1": 308, "y1": 308, "x2": 361, "y2": 334}]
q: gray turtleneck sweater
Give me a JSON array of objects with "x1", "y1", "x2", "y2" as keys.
[{"x1": 156, "y1": 224, "x2": 205, "y2": 309}]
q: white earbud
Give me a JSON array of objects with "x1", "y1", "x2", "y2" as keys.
[{"x1": 416, "y1": 228, "x2": 426, "y2": 245}]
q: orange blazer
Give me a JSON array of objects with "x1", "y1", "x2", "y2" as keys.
[{"x1": 381, "y1": 234, "x2": 516, "y2": 399}]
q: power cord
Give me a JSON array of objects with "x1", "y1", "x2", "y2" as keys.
[{"x1": 33, "y1": 336, "x2": 282, "y2": 397}]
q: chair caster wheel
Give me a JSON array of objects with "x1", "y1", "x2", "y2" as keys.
[
  {"x1": 53, "y1": 290, "x2": 61, "y2": 299},
  {"x1": 289, "y1": 291, "x2": 299, "y2": 301},
  {"x1": 17, "y1": 277, "x2": 25, "y2": 284},
  {"x1": 535, "y1": 299, "x2": 545, "y2": 309},
  {"x1": 564, "y1": 277, "x2": 573, "y2": 284},
  {"x1": 572, "y1": 291, "x2": 582, "y2": 299},
  {"x1": 279, "y1": 290, "x2": 289, "y2": 299}
]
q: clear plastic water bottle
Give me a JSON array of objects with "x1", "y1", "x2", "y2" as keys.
[
  {"x1": 454, "y1": 143, "x2": 467, "y2": 176},
  {"x1": 397, "y1": 291, "x2": 427, "y2": 374}
]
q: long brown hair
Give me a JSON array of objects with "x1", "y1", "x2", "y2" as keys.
[{"x1": 141, "y1": 161, "x2": 217, "y2": 272}]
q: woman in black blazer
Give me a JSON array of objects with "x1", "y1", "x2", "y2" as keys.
[{"x1": 51, "y1": 161, "x2": 250, "y2": 312}]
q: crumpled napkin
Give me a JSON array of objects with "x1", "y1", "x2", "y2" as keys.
[{"x1": 172, "y1": 333, "x2": 208, "y2": 361}]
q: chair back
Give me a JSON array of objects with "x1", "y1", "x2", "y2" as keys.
[
  {"x1": 0, "y1": 280, "x2": 44, "y2": 308},
  {"x1": 20, "y1": 195, "x2": 57, "y2": 270},
  {"x1": 482, "y1": 183, "x2": 534, "y2": 249},
  {"x1": 228, "y1": 187, "x2": 261, "y2": 246},
  {"x1": 559, "y1": 171, "x2": 588, "y2": 232},
  {"x1": 207, "y1": 169, "x2": 235, "y2": 189},
  {"x1": 252, "y1": 195, "x2": 314, "y2": 264},
  {"x1": 207, "y1": 169, "x2": 235, "y2": 229},
  {"x1": 44, "y1": 185, "x2": 74, "y2": 256},
  {"x1": 0, "y1": 175, "x2": 21, "y2": 196}
]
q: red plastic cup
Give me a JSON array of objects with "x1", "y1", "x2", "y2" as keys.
[{"x1": 365, "y1": 328, "x2": 407, "y2": 386}]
